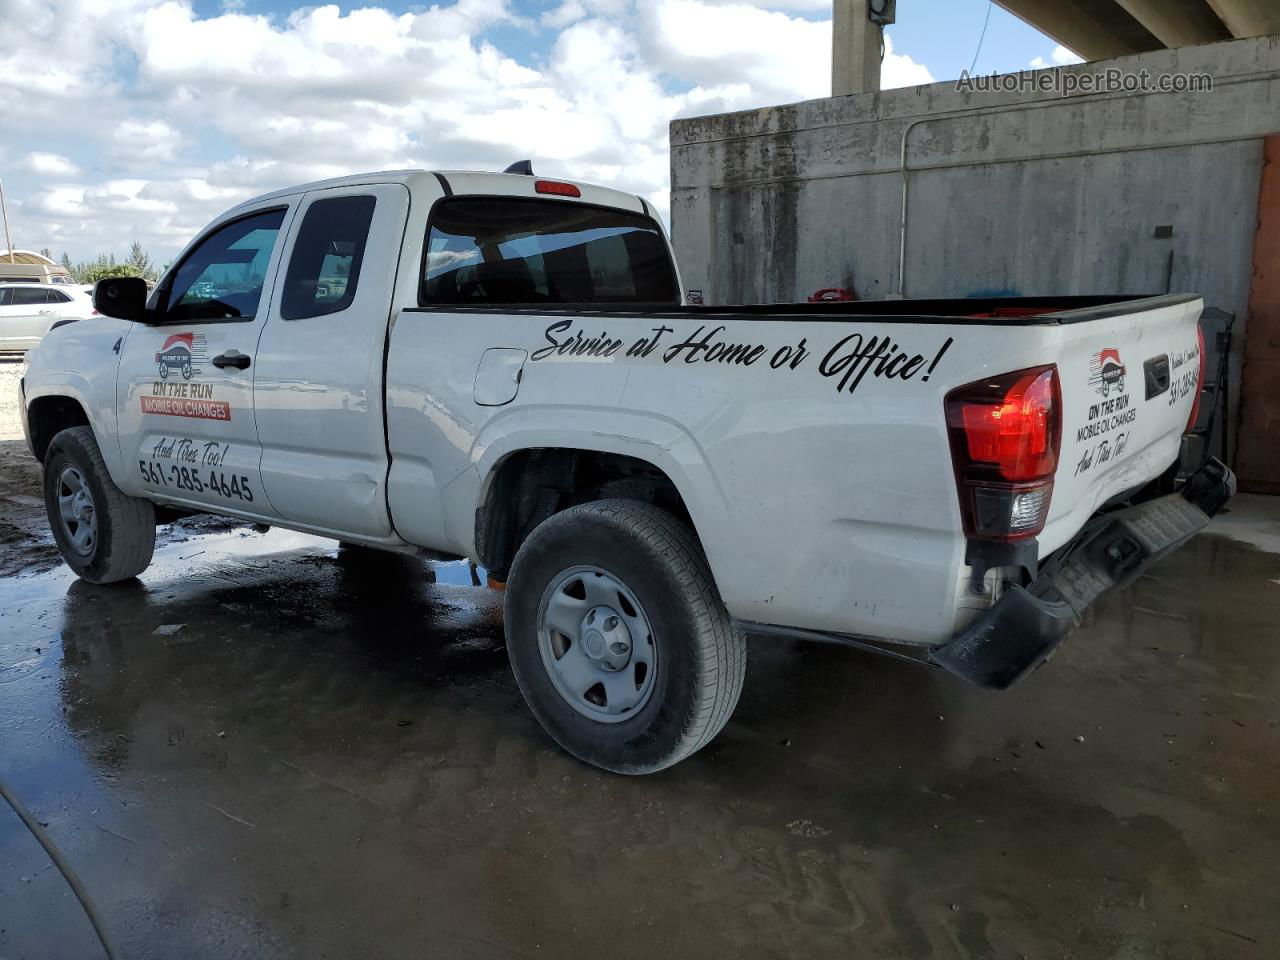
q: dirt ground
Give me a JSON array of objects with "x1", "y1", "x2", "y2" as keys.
[
  {"x1": 3, "y1": 370, "x2": 1280, "y2": 958},
  {"x1": 0, "y1": 435, "x2": 60, "y2": 576}
]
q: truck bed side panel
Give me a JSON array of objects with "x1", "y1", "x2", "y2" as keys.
[{"x1": 386, "y1": 296, "x2": 1201, "y2": 646}]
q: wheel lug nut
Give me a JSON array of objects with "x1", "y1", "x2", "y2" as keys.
[
  {"x1": 605, "y1": 616, "x2": 619, "y2": 630},
  {"x1": 609, "y1": 641, "x2": 629, "y2": 655}
]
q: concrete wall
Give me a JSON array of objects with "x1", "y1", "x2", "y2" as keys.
[{"x1": 670, "y1": 35, "x2": 1280, "y2": 469}]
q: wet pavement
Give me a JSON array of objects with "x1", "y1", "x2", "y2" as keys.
[{"x1": 2, "y1": 480, "x2": 1279, "y2": 960}]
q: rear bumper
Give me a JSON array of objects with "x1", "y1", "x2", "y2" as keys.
[{"x1": 931, "y1": 458, "x2": 1236, "y2": 690}]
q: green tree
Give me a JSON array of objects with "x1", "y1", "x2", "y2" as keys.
[
  {"x1": 40, "y1": 247, "x2": 53, "y2": 261},
  {"x1": 81, "y1": 263, "x2": 139, "y2": 284},
  {"x1": 59, "y1": 251, "x2": 73, "y2": 273},
  {"x1": 126, "y1": 241, "x2": 154, "y2": 281}
]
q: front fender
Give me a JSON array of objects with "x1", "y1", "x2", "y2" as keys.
[
  {"x1": 22, "y1": 323, "x2": 127, "y2": 483},
  {"x1": 23, "y1": 373, "x2": 124, "y2": 479}
]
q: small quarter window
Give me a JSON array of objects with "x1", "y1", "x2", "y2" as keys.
[{"x1": 281, "y1": 195, "x2": 376, "y2": 320}]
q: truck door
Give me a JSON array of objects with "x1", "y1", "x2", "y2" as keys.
[
  {"x1": 252, "y1": 183, "x2": 409, "y2": 540},
  {"x1": 115, "y1": 203, "x2": 294, "y2": 516}
]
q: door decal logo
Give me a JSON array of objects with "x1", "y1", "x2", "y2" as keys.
[
  {"x1": 1088, "y1": 348, "x2": 1127, "y2": 398},
  {"x1": 154, "y1": 332, "x2": 207, "y2": 381},
  {"x1": 140, "y1": 394, "x2": 231, "y2": 421},
  {"x1": 143, "y1": 332, "x2": 229, "y2": 421}
]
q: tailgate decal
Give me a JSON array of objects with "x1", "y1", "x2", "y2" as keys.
[
  {"x1": 1088, "y1": 348, "x2": 1127, "y2": 398},
  {"x1": 1075, "y1": 348, "x2": 1138, "y2": 477}
]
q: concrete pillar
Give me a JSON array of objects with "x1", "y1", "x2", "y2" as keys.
[
  {"x1": 833, "y1": 0, "x2": 882, "y2": 97},
  {"x1": 1236, "y1": 134, "x2": 1280, "y2": 494},
  {"x1": 1207, "y1": 0, "x2": 1280, "y2": 39},
  {"x1": 1113, "y1": 0, "x2": 1231, "y2": 48}
]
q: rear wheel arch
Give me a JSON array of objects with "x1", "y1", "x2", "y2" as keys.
[{"x1": 474, "y1": 447, "x2": 701, "y2": 581}]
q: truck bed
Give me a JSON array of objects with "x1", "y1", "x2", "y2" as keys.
[{"x1": 388, "y1": 291, "x2": 1204, "y2": 647}]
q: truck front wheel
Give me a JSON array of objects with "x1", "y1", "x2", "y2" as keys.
[
  {"x1": 43, "y1": 426, "x2": 156, "y2": 584},
  {"x1": 504, "y1": 499, "x2": 746, "y2": 774}
]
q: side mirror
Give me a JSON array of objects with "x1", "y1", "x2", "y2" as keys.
[{"x1": 93, "y1": 277, "x2": 150, "y2": 322}]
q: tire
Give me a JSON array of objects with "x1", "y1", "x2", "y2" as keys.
[
  {"x1": 504, "y1": 499, "x2": 746, "y2": 774},
  {"x1": 44, "y1": 426, "x2": 156, "y2": 584}
]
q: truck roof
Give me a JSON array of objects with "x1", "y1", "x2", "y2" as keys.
[{"x1": 232, "y1": 169, "x2": 652, "y2": 218}]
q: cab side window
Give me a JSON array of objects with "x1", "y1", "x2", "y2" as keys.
[
  {"x1": 281, "y1": 195, "x2": 377, "y2": 320},
  {"x1": 0, "y1": 288, "x2": 10, "y2": 306},
  {"x1": 162, "y1": 208, "x2": 286, "y2": 323}
]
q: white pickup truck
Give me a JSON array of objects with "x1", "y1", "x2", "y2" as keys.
[{"x1": 20, "y1": 168, "x2": 1234, "y2": 774}]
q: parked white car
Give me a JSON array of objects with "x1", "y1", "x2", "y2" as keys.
[
  {"x1": 18, "y1": 169, "x2": 1233, "y2": 773},
  {"x1": 0, "y1": 283, "x2": 93, "y2": 355}
]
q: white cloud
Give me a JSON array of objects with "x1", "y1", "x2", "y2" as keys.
[
  {"x1": 21, "y1": 152, "x2": 81, "y2": 176},
  {"x1": 0, "y1": 0, "x2": 937, "y2": 260},
  {"x1": 542, "y1": 1, "x2": 586, "y2": 27},
  {"x1": 883, "y1": 34, "x2": 935, "y2": 88},
  {"x1": 110, "y1": 120, "x2": 183, "y2": 167},
  {"x1": 1031, "y1": 45, "x2": 1084, "y2": 69}
]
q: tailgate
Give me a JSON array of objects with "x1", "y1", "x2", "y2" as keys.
[{"x1": 1040, "y1": 295, "x2": 1203, "y2": 554}]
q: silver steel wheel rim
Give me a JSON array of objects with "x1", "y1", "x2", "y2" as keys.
[
  {"x1": 536, "y1": 565, "x2": 657, "y2": 723},
  {"x1": 56, "y1": 464, "x2": 97, "y2": 557}
]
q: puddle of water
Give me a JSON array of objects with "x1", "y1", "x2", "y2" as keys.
[
  {"x1": 1207, "y1": 493, "x2": 1280, "y2": 555},
  {"x1": 6, "y1": 519, "x2": 491, "y2": 589}
]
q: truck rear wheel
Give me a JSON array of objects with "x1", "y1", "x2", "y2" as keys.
[
  {"x1": 43, "y1": 426, "x2": 156, "y2": 584},
  {"x1": 504, "y1": 499, "x2": 746, "y2": 774}
]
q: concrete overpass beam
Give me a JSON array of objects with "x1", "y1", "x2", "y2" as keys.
[
  {"x1": 994, "y1": 0, "x2": 1163, "y2": 60},
  {"x1": 1206, "y1": 0, "x2": 1280, "y2": 38},
  {"x1": 1113, "y1": 0, "x2": 1232, "y2": 47}
]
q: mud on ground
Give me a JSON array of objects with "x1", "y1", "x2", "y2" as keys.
[{"x1": 0, "y1": 438, "x2": 249, "y2": 578}]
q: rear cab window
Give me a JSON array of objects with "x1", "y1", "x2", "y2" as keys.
[{"x1": 420, "y1": 198, "x2": 678, "y2": 306}]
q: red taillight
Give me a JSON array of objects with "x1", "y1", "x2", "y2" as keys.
[
  {"x1": 1186, "y1": 322, "x2": 1206, "y2": 434},
  {"x1": 535, "y1": 180, "x2": 581, "y2": 198},
  {"x1": 946, "y1": 365, "x2": 1061, "y2": 541}
]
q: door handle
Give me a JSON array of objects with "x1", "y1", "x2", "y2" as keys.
[
  {"x1": 211, "y1": 350, "x2": 251, "y2": 370},
  {"x1": 38, "y1": 309, "x2": 54, "y2": 315}
]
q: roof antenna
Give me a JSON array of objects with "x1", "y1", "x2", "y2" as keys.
[{"x1": 503, "y1": 160, "x2": 534, "y2": 176}]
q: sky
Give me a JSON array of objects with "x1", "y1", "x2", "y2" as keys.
[{"x1": 0, "y1": 0, "x2": 1078, "y2": 263}]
